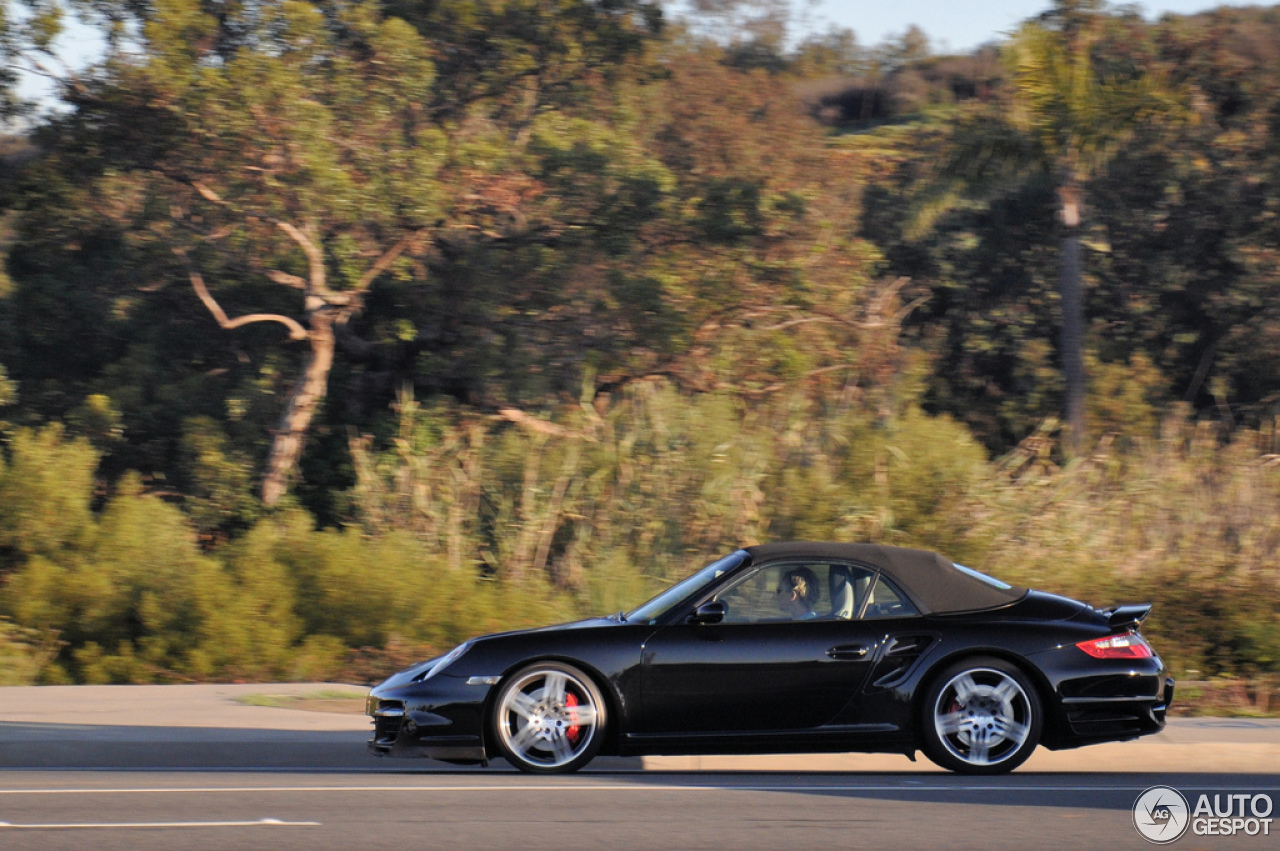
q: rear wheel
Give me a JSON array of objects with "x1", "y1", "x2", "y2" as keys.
[
  {"x1": 492, "y1": 662, "x2": 606, "y2": 774},
  {"x1": 921, "y1": 657, "x2": 1042, "y2": 775}
]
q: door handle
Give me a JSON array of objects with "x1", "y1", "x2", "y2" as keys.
[{"x1": 827, "y1": 644, "x2": 870, "y2": 660}]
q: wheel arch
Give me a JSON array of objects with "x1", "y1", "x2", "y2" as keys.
[
  {"x1": 483, "y1": 655, "x2": 624, "y2": 759},
  {"x1": 912, "y1": 647, "x2": 1061, "y2": 747}
]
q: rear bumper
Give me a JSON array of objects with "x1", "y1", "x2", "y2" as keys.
[
  {"x1": 1028, "y1": 640, "x2": 1172, "y2": 749},
  {"x1": 1052, "y1": 675, "x2": 1173, "y2": 749}
]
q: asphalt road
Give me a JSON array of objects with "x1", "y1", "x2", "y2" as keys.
[{"x1": 2, "y1": 769, "x2": 1279, "y2": 851}]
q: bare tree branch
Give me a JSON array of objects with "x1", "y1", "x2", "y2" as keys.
[
  {"x1": 892, "y1": 295, "x2": 930, "y2": 326},
  {"x1": 266, "y1": 270, "x2": 308, "y2": 290},
  {"x1": 191, "y1": 180, "x2": 227, "y2": 206},
  {"x1": 759, "y1": 316, "x2": 839, "y2": 332},
  {"x1": 188, "y1": 180, "x2": 421, "y2": 302},
  {"x1": 495, "y1": 407, "x2": 596, "y2": 442},
  {"x1": 179, "y1": 255, "x2": 309, "y2": 341},
  {"x1": 353, "y1": 228, "x2": 428, "y2": 294},
  {"x1": 190, "y1": 181, "x2": 329, "y2": 295},
  {"x1": 861, "y1": 276, "x2": 912, "y2": 328},
  {"x1": 9, "y1": 55, "x2": 90, "y2": 97},
  {"x1": 738, "y1": 364, "x2": 858, "y2": 397},
  {"x1": 274, "y1": 220, "x2": 327, "y2": 293}
]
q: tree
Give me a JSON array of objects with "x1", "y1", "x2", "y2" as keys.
[
  {"x1": 4, "y1": 0, "x2": 665, "y2": 507},
  {"x1": 1091, "y1": 6, "x2": 1280, "y2": 424},
  {"x1": 131, "y1": 0, "x2": 450, "y2": 505},
  {"x1": 0, "y1": 1, "x2": 17, "y2": 121},
  {"x1": 922, "y1": 0, "x2": 1181, "y2": 454},
  {"x1": 0, "y1": 0, "x2": 47, "y2": 121},
  {"x1": 4, "y1": 0, "x2": 881, "y2": 522}
]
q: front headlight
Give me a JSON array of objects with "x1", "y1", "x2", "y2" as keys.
[{"x1": 416, "y1": 641, "x2": 471, "y2": 682}]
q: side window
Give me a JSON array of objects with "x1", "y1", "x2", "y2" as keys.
[
  {"x1": 861, "y1": 574, "x2": 920, "y2": 620},
  {"x1": 716, "y1": 565, "x2": 782, "y2": 623},
  {"x1": 715, "y1": 562, "x2": 875, "y2": 623}
]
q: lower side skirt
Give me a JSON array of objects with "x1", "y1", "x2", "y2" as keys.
[{"x1": 618, "y1": 724, "x2": 912, "y2": 758}]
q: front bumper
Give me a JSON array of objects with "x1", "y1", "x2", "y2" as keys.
[{"x1": 366, "y1": 679, "x2": 491, "y2": 763}]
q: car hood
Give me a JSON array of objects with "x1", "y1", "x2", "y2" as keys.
[
  {"x1": 374, "y1": 616, "x2": 620, "y2": 689},
  {"x1": 472, "y1": 615, "x2": 620, "y2": 644},
  {"x1": 375, "y1": 654, "x2": 447, "y2": 690}
]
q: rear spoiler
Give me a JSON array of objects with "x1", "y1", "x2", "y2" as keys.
[{"x1": 1104, "y1": 603, "x2": 1152, "y2": 631}]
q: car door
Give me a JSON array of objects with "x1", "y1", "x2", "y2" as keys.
[{"x1": 635, "y1": 561, "x2": 883, "y2": 734}]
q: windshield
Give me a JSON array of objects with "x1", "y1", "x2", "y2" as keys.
[{"x1": 625, "y1": 551, "x2": 748, "y2": 624}]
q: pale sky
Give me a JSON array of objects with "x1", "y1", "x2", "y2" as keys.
[
  {"x1": 14, "y1": 1, "x2": 1278, "y2": 106},
  {"x1": 808, "y1": 0, "x2": 1274, "y2": 53}
]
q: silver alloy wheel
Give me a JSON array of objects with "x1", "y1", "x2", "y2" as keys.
[
  {"x1": 495, "y1": 666, "x2": 601, "y2": 771},
  {"x1": 932, "y1": 667, "x2": 1033, "y2": 767}
]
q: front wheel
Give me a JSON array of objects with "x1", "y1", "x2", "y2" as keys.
[
  {"x1": 920, "y1": 657, "x2": 1042, "y2": 775},
  {"x1": 492, "y1": 662, "x2": 606, "y2": 774}
]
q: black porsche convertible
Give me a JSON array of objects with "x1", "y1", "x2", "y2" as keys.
[{"x1": 366, "y1": 542, "x2": 1173, "y2": 774}]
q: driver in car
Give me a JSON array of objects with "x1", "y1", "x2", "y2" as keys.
[{"x1": 777, "y1": 567, "x2": 820, "y2": 620}]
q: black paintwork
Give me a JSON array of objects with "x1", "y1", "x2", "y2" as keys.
[{"x1": 367, "y1": 544, "x2": 1171, "y2": 766}]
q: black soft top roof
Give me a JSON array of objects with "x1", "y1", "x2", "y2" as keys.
[{"x1": 743, "y1": 542, "x2": 1026, "y2": 615}]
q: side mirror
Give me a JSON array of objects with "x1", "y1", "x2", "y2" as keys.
[{"x1": 688, "y1": 600, "x2": 726, "y2": 625}]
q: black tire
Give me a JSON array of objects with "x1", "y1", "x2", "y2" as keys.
[
  {"x1": 491, "y1": 661, "x2": 607, "y2": 774},
  {"x1": 920, "y1": 656, "x2": 1042, "y2": 775}
]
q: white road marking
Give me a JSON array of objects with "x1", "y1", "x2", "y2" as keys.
[{"x1": 0, "y1": 817, "x2": 320, "y2": 829}]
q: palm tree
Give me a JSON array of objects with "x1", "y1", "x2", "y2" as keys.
[{"x1": 933, "y1": 0, "x2": 1180, "y2": 455}]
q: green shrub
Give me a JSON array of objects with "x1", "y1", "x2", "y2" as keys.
[
  {"x1": 0, "y1": 617, "x2": 57, "y2": 685},
  {"x1": 960, "y1": 416, "x2": 1280, "y2": 678},
  {"x1": 0, "y1": 363, "x2": 16, "y2": 435},
  {"x1": 3, "y1": 390, "x2": 1277, "y2": 687},
  {"x1": 179, "y1": 416, "x2": 261, "y2": 541},
  {"x1": 3, "y1": 471, "x2": 239, "y2": 682},
  {"x1": 350, "y1": 385, "x2": 989, "y2": 612},
  {"x1": 0, "y1": 425, "x2": 97, "y2": 562}
]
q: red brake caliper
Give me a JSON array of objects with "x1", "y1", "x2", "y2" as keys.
[{"x1": 565, "y1": 692, "x2": 581, "y2": 743}]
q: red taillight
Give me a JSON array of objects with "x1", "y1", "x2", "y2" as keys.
[{"x1": 1076, "y1": 633, "x2": 1154, "y2": 659}]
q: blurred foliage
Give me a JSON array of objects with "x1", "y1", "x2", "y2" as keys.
[
  {"x1": 179, "y1": 415, "x2": 261, "y2": 542},
  {"x1": 0, "y1": 361, "x2": 16, "y2": 434},
  {"x1": 0, "y1": 425, "x2": 97, "y2": 566},
  {"x1": 0, "y1": 615, "x2": 58, "y2": 685},
  {"x1": 1, "y1": 393, "x2": 1278, "y2": 685},
  {"x1": 965, "y1": 413, "x2": 1280, "y2": 679},
  {"x1": 858, "y1": 3, "x2": 1280, "y2": 449},
  {"x1": 0, "y1": 426, "x2": 577, "y2": 682},
  {"x1": 0, "y1": 0, "x2": 1279, "y2": 690},
  {"x1": 348, "y1": 379, "x2": 985, "y2": 599}
]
